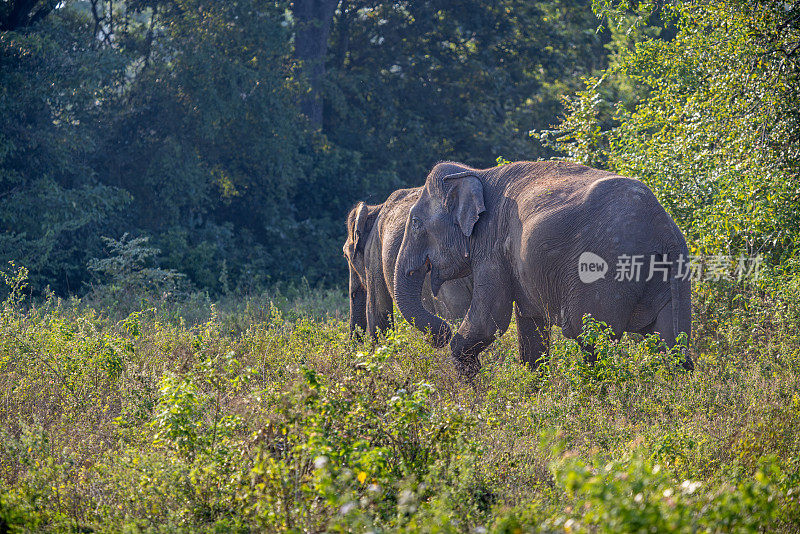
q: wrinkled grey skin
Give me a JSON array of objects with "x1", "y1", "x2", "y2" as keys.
[
  {"x1": 344, "y1": 187, "x2": 472, "y2": 341},
  {"x1": 394, "y1": 161, "x2": 693, "y2": 377}
]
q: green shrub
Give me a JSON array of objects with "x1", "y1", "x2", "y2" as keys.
[
  {"x1": 1, "y1": 266, "x2": 799, "y2": 532},
  {"x1": 547, "y1": 0, "x2": 800, "y2": 265}
]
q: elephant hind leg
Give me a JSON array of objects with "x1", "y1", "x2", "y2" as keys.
[
  {"x1": 366, "y1": 295, "x2": 394, "y2": 340},
  {"x1": 366, "y1": 283, "x2": 394, "y2": 340},
  {"x1": 638, "y1": 301, "x2": 694, "y2": 371},
  {"x1": 514, "y1": 305, "x2": 550, "y2": 370},
  {"x1": 561, "y1": 307, "x2": 624, "y2": 366}
]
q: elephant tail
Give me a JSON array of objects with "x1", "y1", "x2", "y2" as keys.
[
  {"x1": 670, "y1": 268, "x2": 680, "y2": 342},
  {"x1": 670, "y1": 250, "x2": 693, "y2": 369}
]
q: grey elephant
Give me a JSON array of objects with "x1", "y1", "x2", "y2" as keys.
[
  {"x1": 393, "y1": 160, "x2": 693, "y2": 376},
  {"x1": 344, "y1": 187, "x2": 472, "y2": 340}
]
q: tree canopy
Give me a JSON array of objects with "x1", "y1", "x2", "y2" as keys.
[
  {"x1": 1, "y1": 0, "x2": 797, "y2": 295},
  {"x1": 552, "y1": 0, "x2": 800, "y2": 267},
  {"x1": 1, "y1": 0, "x2": 611, "y2": 294}
]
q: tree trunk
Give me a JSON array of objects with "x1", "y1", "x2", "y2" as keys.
[
  {"x1": 0, "y1": 0, "x2": 58, "y2": 31},
  {"x1": 292, "y1": 0, "x2": 339, "y2": 128}
]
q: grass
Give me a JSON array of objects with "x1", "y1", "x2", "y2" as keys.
[{"x1": 1, "y1": 267, "x2": 800, "y2": 532}]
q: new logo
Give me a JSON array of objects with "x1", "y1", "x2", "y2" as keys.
[{"x1": 578, "y1": 252, "x2": 608, "y2": 283}]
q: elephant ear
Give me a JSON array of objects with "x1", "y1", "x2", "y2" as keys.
[
  {"x1": 442, "y1": 171, "x2": 485, "y2": 237},
  {"x1": 353, "y1": 202, "x2": 369, "y2": 249}
]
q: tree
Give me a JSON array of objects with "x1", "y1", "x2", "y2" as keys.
[
  {"x1": 324, "y1": 0, "x2": 610, "y2": 182},
  {"x1": 0, "y1": 0, "x2": 58, "y2": 31},
  {"x1": 551, "y1": 0, "x2": 800, "y2": 265},
  {"x1": 293, "y1": 0, "x2": 339, "y2": 127},
  {"x1": 0, "y1": 4, "x2": 129, "y2": 292},
  {"x1": 1, "y1": 0, "x2": 622, "y2": 294},
  {"x1": 95, "y1": 0, "x2": 321, "y2": 289}
]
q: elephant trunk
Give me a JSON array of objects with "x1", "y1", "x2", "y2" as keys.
[{"x1": 394, "y1": 263, "x2": 451, "y2": 348}]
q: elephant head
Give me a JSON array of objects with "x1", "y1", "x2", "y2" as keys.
[
  {"x1": 344, "y1": 202, "x2": 371, "y2": 285},
  {"x1": 394, "y1": 165, "x2": 485, "y2": 347},
  {"x1": 344, "y1": 201, "x2": 378, "y2": 337}
]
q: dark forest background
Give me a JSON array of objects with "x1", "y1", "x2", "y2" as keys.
[
  {"x1": 0, "y1": 0, "x2": 616, "y2": 295},
  {"x1": 2, "y1": 0, "x2": 798, "y2": 297}
]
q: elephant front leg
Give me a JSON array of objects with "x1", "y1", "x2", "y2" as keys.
[
  {"x1": 366, "y1": 271, "x2": 394, "y2": 340},
  {"x1": 366, "y1": 297, "x2": 393, "y2": 340},
  {"x1": 450, "y1": 268, "x2": 512, "y2": 378},
  {"x1": 514, "y1": 305, "x2": 550, "y2": 370},
  {"x1": 349, "y1": 269, "x2": 368, "y2": 340}
]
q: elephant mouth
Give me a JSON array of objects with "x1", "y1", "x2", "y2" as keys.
[
  {"x1": 430, "y1": 266, "x2": 444, "y2": 297},
  {"x1": 406, "y1": 257, "x2": 446, "y2": 297},
  {"x1": 406, "y1": 256, "x2": 432, "y2": 278}
]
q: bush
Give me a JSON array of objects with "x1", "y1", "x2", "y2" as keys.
[
  {"x1": 1, "y1": 263, "x2": 800, "y2": 532},
  {"x1": 546, "y1": 0, "x2": 800, "y2": 265}
]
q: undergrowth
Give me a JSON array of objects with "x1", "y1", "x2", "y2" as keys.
[{"x1": 1, "y1": 265, "x2": 799, "y2": 532}]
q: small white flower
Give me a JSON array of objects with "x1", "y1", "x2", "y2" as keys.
[
  {"x1": 681, "y1": 480, "x2": 701, "y2": 494},
  {"x1": 340, "y1": 501, "x2": 357, "y2": 515},
  {"x1": 634, "y1": 493, "x2": 644, "y2": 503},
  {"x1": 652, "y1": 464, "x2": 662, "y2": 475},
  {"x1": 663, "y1": 488, "x2": 674, "y2": 498},
  {"x1": 398, "y1": 489, "x2": 415, "y2": 505},
  {"x1": 313, "y1": 456, "x2": 328, "y2": 469}
]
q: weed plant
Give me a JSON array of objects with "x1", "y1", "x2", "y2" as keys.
[{"x1": 1, "y1": 265, "x2": 799, "y2": 532}]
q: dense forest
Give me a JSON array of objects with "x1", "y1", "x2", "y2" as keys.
[
  {"x1": 2, "y1": 1, "x2": 800, "y2": 532},
  {"x1": 3, "y1": 1, "x2": 797, "y2": 297},
  {"x1": 1, "y1": 0, "x2": 612, "y2": 296}
]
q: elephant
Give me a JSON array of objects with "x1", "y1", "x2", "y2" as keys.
[
  {"x1": 344, "y1": 187, "x2": 473, "y2": 340},
  {"x1": 393, "y1": 160, "x2": 693, "y2": 377}
]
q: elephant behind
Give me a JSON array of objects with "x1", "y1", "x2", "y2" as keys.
[{"x1": 344, "y1": 187, "x2": 472, "y2": 340}]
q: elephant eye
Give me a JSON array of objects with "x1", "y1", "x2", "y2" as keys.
[{"x1": 411, "y1": 217, "x2": 423, "y2": 231}]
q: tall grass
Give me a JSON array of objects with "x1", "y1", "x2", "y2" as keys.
[{"x1": 1, "y1": 266, "x2": 799, "y2": 532}]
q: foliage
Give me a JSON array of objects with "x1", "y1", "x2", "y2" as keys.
[
  {"x1": 545, "y1": 451, "x2": 793, "y2": 533},
  {"x1": 86, "y1": 233, "x2": 186, "y2": 312},
  {"x1": 547, "y1": 0, "x2": 800, "y2": 266},
  {"x1": 2, "y1": 265, "x2": 800, "y2": 531},
  {"x1": 0, "y1": 7, "x2": 130, "y2": 295},
  {"x1": 1, "y1": 0, "x2": 614, "y2": 295},
  {"x1": 96, "y1": 0, "x2": 335, "y2": 290},
  {"x1": 325, "y1": 0, "x2": 610, "y2": 180}
]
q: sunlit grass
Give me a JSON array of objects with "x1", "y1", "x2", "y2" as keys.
[{"x1": 1, "y1": 273, "x2": 799, "y2": 532}]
